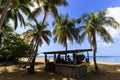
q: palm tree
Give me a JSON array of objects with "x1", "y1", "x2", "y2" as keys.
[
  {"x1": 4, "y1": 0, "x2": 33, "y2": 29},
  {"x1": 0, "y1": 0, "x2": 12, "y2": 29},
  {"x1": 53, "y1": 14, "x2": 80, "y2": 51},
  {"x1": 0, "y1": 0, "x2": 34, "y2": 29},
  {"x1": 23, "y1": 21, "x2": 51, "y2": 73},
  {"x1": 78, "y1": 10, "x2": 120, "y2": 71},
  {"x1": 29, "y1": 0, "x2": 68, "y2": 24}
]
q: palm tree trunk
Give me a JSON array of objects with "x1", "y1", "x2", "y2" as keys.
[
  {"x1": 27, "y1": 43, "x2": 39, "y2": 74},
  {"x1": 0, "y1": 0, "x2": 11, "y2": 29},
  {"x1": 93, "y1": 49, "x2": 98, "y2": 71},
  {"x1": 0, "y1": 0, "x2": 1, "y2": 5},
  {"x1": 93, "y1": 31, "x2": 98, "y2": 71},
  {"x1": 65, "y1": 42, "x2": 67, "y2": 51}
]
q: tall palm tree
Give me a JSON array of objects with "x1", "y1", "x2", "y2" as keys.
[
  {"x1": 23, "y1": 21, "x2": 51, "y2": 73},
  {"x1": 29, "y1": 0, "x2": 68, "y2": 24},
  {"x1": 0, "y1": 0, "x2": 12, "y2": 29},
  {"x1": 53, "y1": 14, "x2": 80, "y2": 51},
  {"x1": 0, "y1": 0, "x2": 34, "y2": 29},
  {"x1": 78, "y1": 10, "x2": 120, "y2": 71}
]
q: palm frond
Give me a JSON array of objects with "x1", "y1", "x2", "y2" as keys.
[
  {"x1": 51, "y1": 6, "x2": 59, "y2": 22},
  {"x1": 43, "y1": 30, "x2": 51, "y2": 37},
  {"x1": 29, "y1": 7, "x2": 42, "y2": 20},
  {"x1": 96, "y1": 26, "x2": 113, "y2": 43},
  {"x1": 19, "y1": 4, "x2": 31, "y2": 16},
  {"x1": 79, "y1": 31, "x2": 87, "y2": 44},
  {"x1": 18, "y1": 11, "x2": 25, "y2": 27},
  {"x1": 42, "y1": 7, "x2": 49, "y2": 24},
  {"x1": 14, "y1": 13, "x2": 18, "y2": 30},
  {"x1": 42, "y1": 34, "x2": 50, "y2": 45}
]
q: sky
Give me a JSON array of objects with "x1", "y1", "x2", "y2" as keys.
[{"x1": 15, "y1": 0, "x2": 120, "y2": 56}]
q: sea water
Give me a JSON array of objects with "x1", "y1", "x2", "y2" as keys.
[
  {"x1": 37, "y1": 56, "x2": 120, "y2": 63},
  {"x1": 90, "y1": 56, "x2": 120, "y2": 63}
]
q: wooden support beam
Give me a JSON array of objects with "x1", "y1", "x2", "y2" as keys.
[
  {"x1": 73, "y1": 53, "x2": 77, "y2": 64},
  {"x1": 45, "y1": 54, "x2": 47, "y2": 63},
  {"x1": 54, "y1": 54, "x2": 56, "y2": 63},
  {"x1": 86, "y1": 51, "x2": 89, "y2": 62}
]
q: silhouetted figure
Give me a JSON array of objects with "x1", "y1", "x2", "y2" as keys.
[
  {"x1": 65, "y1": 55, "x2": 73, "y2": 64},
  {"x1": 56, "y1": 54, "x2": 64, "y2": 63},
  {"x1": 76, "y1": 54, "x2": 85, "y2": 64}
]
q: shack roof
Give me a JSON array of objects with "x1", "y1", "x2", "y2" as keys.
[{"x1": 42, "y1": 49, "x2": 92, "y2": 54}]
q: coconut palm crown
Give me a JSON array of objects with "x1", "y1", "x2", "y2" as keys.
[
  {"x1": 29, "y1": 0, "x2": 68, "y2": 24},
  {"x1": 0, "y1": 0, "x2": 34, "y2": 29},
  {"x1": 53, "y1": 14, "x2": 80, "y2": 51}
]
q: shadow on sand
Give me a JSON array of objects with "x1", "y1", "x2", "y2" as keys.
[{"x1": 0, "y1": 63, "x2": 120, "y2": 80}]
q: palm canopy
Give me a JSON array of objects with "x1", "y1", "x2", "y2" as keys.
[
  {"x1": 23, "y1": 22, "x2": 51, "y2": 49},
  {"x1": 79, "y1": 10, "x2": 120, "y2": 47},
  {"x1": 53, "y1": 14, "x2": 80, "y2": 50},
  {"x1": 29, "y1": 0, "x2": 68, "y2": 24},
  {"x1": 0, "y1": 0, "x2": 34, "y2": 29}
]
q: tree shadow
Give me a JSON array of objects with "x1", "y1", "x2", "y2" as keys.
[
  {"x1": 0, "y1": 69, "x2": 75, "y2": 80},
  {"x1": 0, "y1": 64, "x2": 75, "y2": 80},
  {"x1": 1, "y1": 63, "x2": 120, "y2": 80},
  {"x1": 80, "y1": 64, "x2": 120, "y2": 80}
]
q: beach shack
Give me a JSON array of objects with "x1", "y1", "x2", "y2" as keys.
[{"x1": 42, "y1": 49, "x2": 92, "y2": 79}]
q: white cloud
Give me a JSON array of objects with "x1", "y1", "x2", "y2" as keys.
[
  {"x1": 98, "y1": 41, "x2": 112, "y2": 48},
  {"x1": 97, "y1": 35, "x2": 112, "y2": 48},
  {"x1": 97, "y1": 7, "x2": 120, "y2": 48},
  {"x1": 107, "y1": 7, "x2": 120, "y2": 22},
  {"x1": 105, "y1": 27, "x2": 120, "y2": 39},
  {"x1": 106, "y1": 7, "x2": 120, "y2": 39}
]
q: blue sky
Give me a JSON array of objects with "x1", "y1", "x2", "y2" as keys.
[{"x1": 15, "y1": 0, "x2": 120, "y2": 56}]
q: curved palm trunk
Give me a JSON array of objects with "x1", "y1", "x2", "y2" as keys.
[
  {"x1": 0, "y1": 0, "x2": 11, "y2": 29},
  {"x1": 28, "y1": 43, "x2": 39, "y2": 74},
  {"x1": 93, "y1": 31, "x2": 98, "y2": 71}
]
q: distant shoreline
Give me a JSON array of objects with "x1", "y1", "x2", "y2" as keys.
[
  {"x1": 37, "y1": 56, "x2": 120, "y2": 63},
  {"x1": 24, "y1": 58, "x2": 120, "y2": 65}
]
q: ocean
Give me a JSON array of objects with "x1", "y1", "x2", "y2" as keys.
[{"x1": 37, "y1": 56, "x2": 120, "y2": 63}]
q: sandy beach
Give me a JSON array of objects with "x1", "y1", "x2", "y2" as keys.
[{"x1": 0, "y1": 58, "x2": 120, "y2": 80}]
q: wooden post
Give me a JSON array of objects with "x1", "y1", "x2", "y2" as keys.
[
  {"x1": 65, "y1": 54, "x2": 67, "y2": 60},
  {"x1": 73, "y1": 53, "x2": 77, "y2": 65},
  {"x1": 45, "y1": 54, "x2": 47, "y2": 63},
  {"x1": 86, "y1": 51, "x2": 89, "y2": 62},
  {"x1": 54, "y1": 54, "x2": 56, "y2": 63}
]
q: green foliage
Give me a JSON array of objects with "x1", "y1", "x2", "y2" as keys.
[
  {"x1": 0, "y1": 0, "x2": 34, "y2": 29},
  {"x1": 0, "y1": 32, "x2": 33, "y2": 63},
  {"x1": 53, "y1": 14, "x2": 80, "y2": 49}
]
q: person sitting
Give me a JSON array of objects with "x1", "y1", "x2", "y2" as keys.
[
  {"x1": 76, "y1": 54, "x2": 85, "y2": 64},
  {"x1": 56, "y1": 54, "x2": 64, "y2": 63},
  {"x1": 65, "y1": 55, "x2": 73, "y2": 64}
]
